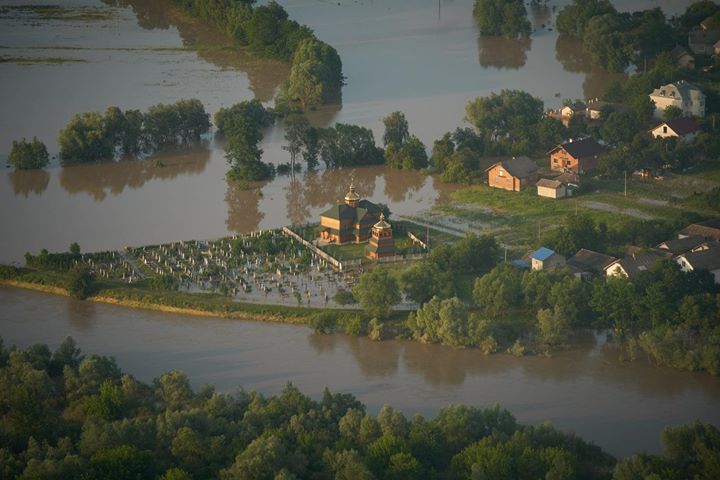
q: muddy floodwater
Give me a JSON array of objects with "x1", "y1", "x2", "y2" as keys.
[
  {"x1": 2, "y1": 285, "x2": 720, "y2": 459},
  {"x1": 0, "y1": 0, "x2": 688, "y2": 261},
  {"x1": 2, "y1": 0, "x2": 715, "y2": 460}
]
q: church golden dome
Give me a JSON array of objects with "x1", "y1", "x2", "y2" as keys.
[
  {"x1": 373, "y1": 213, "x2": 391, "y2": 230},
  {"x1": 344, "y1": 183, "x2": 361, "y2": 204}
]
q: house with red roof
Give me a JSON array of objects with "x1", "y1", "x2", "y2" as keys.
[{"x1": 650, "y1": 117, "x2": 700, "y2": 141}]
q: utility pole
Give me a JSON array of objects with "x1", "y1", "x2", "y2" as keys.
[
  {"x1": 504, "y1": 246, "x2": 508, "y2": 263},
  {"x1": 624, "y1": 170, "x2": 627, "y2": 197}
]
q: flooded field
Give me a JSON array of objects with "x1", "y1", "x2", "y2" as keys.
[
  {"x1": 0, "y1": 0, "x2": 689, "y2": 261},
  {"x1": 2, "y1": 0, "x2": 713, "y2": 460}
]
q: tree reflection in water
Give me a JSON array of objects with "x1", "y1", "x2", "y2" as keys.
[
  {"x1": 477, "y1": 35, "x2": 531, "y2": 70},
  {"x1": 101, "y1": 0, "x2": 289, "y2": 102},
  {"x1": 555, "y1": 34, "x2": 626, "y2": 101},
  {"x1": 8, "y1": 169, "x2": 50, "y2": 197},
  {"x1": 59, "y1": 147, "x2": 211, "y2": 201}
]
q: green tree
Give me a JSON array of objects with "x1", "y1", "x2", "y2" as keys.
[
  {"x1": 400, "y1": 261, "x2": 455, "y2": 304},
  {"x1": 66, "y1": 266, "x2": 94, "y2": 300},
  {"x1": 473, "y1": 0, "x2": 531, "y2": 37},
  {"x1": 382, "y1": 111, "x2": 410, "y2": 147},
  {"x1": 319, "y1": 123, "x2": 385, "y2": 168},
  {"x1": 385, "y1": 135, "x2": 428, "y2": 170},
  {"x1": 473, "y1": 265, "x2": 523, "y2": 319},
  {"x1": 8, "y1": 137, "x2": 49, "y2": 170},
  {"x1": 90, "y1": 445, "x2": 158, "y2": 480},
  {"x1": 352, "y1": 269, "x2": 400, "y2": 319},
  {"x1": 221, "y1": 435, "x2": 306, "y2": 480},
  {"x1": 58, "y1": 112, "x2": 113, "y2": 163},
  {"x1": 663, "y1": 105, "x2": 683, "y2": 122},
  {"x1": 556, "y1": 0, "x2": 616, "y2": 36}
]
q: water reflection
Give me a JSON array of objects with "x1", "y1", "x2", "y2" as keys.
[
  {"x1": 528, "y1": 2, "x2": 552, "y2": 29},
  {"x1": 225, "y1": 181, "x2": 265, "y2": 233},
  {"x1": 8, "y1": 169, "x2": 50, "y2": 197},
  {"x1": 59, "y1": 148, "x2": 211, "y2": 201},
  {"x1": 555, "y1": 34, "x2": 626, "y2": 101},
  {"x1": 102, "y1": 0, "x2": 289, "y2": 102},
  {"x1": 477, "y1": 36, "x2": 531, "y2": 70}
]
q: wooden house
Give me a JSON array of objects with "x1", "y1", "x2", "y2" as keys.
[
  {"x1": 485, "y1": 156, "x2": 538, "y2": 192},
  {"x1": 548, "y1": 137, "x2": 606, "y2": 174},
  {"x1": 319, "y1": 184, "x2": 382, "y2": 244}
]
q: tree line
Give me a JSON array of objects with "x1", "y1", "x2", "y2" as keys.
[
  {"x1": 57, "y1": 100, "x2": 211, "y2": 164},
  {"x1": 1, "y1": 338, "x2": 718, "y2": 479},
  {"x1": 173, "y1": 0, "x2": 342, "y2": 111}
]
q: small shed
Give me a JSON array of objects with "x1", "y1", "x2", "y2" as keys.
[
  {"x1": 529, "y1": 247, "x2": 566, "y2": 271},
  {"x1": 536, "y1": 178, "x2": 568, "y2": 199}
]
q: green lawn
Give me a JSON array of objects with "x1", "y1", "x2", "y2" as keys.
[{"x1": 440, "y1": 166, "x2": 720, "y2": 250}]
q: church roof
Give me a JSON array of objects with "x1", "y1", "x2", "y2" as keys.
[
  {"x1": 373, "y1": 213, "x2": 391, "y2": 230},
  {"x1": 320, "y1": 199, "x2": 382, "y2": 222}
]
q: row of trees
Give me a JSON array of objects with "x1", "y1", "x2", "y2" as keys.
[
  {"x1": 556, "y1": 0, "x2": 678, "y2": 72},
  {"x1": 173, "y1": 0, "x2": 342, "y2": 110},
  {"x1": 427, "y1": 90, "x2": 566, "y2": 182},
  {"x1": 57, "y1": 100, "x2": 211, "y2": 163},
  {"x1": 3, "y1": 338, "x2": 718, "y2": 479},
  {"x1": 0, "y1": 338, "x2": 613, "y2": 480}
]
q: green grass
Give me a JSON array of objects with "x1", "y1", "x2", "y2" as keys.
[
  {"x1": 0, "y1": 56, "x2": 87, "y2": 65},
  {"x1": 0, "y1": 6, "x2": 114, "y2": 21},
  {"x1": 322, "y1": 242, "x2": 368, "y2": 261},
  {"x1": 441, "y1": 163, "x2": 720, "y2": 249},
  {"x1": 684, "y1": 161, "x2": 720, "y2": 183}
]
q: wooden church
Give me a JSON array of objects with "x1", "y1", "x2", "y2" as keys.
[{"x1": 319, "y1": 183, "x2": 383, "y2": 244}]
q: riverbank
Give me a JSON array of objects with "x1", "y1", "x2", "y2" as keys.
[{"x1": 0, "y1": 277, "x2": 317, "y2": 325}]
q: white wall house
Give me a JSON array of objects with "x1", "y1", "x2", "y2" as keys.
[
  {"x1": 649, "y1": 81, "x2": 705, "y2": 119},
  {"x1": 649, "y1": 117, "x2": 699, "y2": 141}
]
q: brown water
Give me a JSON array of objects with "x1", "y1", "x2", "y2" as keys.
[
  {"x1": 0, "y1": 0, "x2": 688, "y2": 260},
  {"x1": 2, "y1": 0, "x2": 713, "y2": 460},
  {"x1": 1, "y1": 285, "x2": 719, "y2": 458}
]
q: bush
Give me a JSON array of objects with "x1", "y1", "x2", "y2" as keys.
[
  {"x1": 66, "y1": 266, "x2": 94, "y2": 299},
  {"x1": 310, "y1": 311, "x2": 338, "y2": 334},
  {"x1": 9, "y1": 137, "x2": 49, "y2": 170},
  {"x1": 333, "y1": 288, "x2": 356, "y2": 305}
]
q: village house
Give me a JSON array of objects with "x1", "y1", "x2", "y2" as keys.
[
  {"x1": 529, "y1": 247, "x2": 566, "y2": 271},
  {"x1": 567, "y1": 248, "x2": 617, "y2": 280},
  {"x1": 560, "y1": 101, "x2": 587, "y2": 118},
  {"x1": 585, "y1": 99, "x2": 622, "y2": 120},
  {"x1": 548, "y1": 137, "x2": 606, "y2": 174},
  {"x1": 649, "y1": 117, "x2": 700, "y2": 141},
  {"x1": 319, "y1": 183, "x2": 382, "y2": 244},
  {"x1": 670, "y1": 45, "x2": 695, "y2": 69},
  {"x1": 688, "y1": 27, "x2": 720, "y2": 56},
  {"x1": 649, "y1": 80, "x2": 705, "y2": 119},
  {"x1": 604, "y1": 249, "x2": 671, "y2": 280},
  {"x1": 678, "y1": 220, "x2": 720, "y2": 242},
  {"x1": 485, "y1": 156, "x2": 538, "y2": 192},
  {"x1": 365, "y1": 213, "x2": 396, "y2": 260},
  {"x1": 657, "y1": 235, "x2": 708, "y2": 256},
  {"x1": 675, "y1": 244, "x2": 720, "y2": 284},
  {"x1": 536, "y1": 178, "x2": 569, "y2": 199}
]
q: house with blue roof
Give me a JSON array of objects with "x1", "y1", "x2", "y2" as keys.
[{"x1": 529, "y1": 247, "x2": 566, "y2": 271}]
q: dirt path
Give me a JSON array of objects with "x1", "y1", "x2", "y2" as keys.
[{"x1": 580, "y1": 201, "x2": 657, "y2": 220}]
